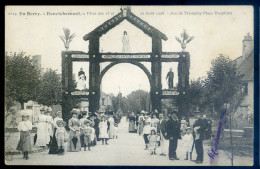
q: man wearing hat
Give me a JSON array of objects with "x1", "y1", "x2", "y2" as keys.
[
  {"x1": 17, "y1": 110, "x2": 32, "y2": 160},
  {"x1": 166, "y1": 68, "x2": 174, "y2": 89},
  {"x1": 192, "y1": 113, "x2": 207, "y2": 163},
  {"x1": 166, "y1": 111, "x2": 181, "y2": 160},
  {"x1": 55, "y1": 120, "x2": 67, "y2": 155}
]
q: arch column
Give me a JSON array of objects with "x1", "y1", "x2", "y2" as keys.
[
  {"x1": 177, "y1": 53, "x2": 190, "y2": 117},
  {"x1": 151, "y1": 36, "x2": 162, "y2": 112},
  {"x1": 89, "y1": 37, "x2": 101, "y2": 113}
]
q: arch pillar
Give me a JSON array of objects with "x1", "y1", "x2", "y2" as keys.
[
  {"x1": 89, "y1": 37, "x2": 101, "y2": 113},
  {"x1": 151, "y1": 36, "x2": 162, "y2": 113}
]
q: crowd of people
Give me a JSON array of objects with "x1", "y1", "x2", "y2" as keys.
[
  {"x1": 127, "y1": 110, "x2": 212, "y2": 164},
  {"x1": 16, "y1": 107, "x2": 121, "y2": 160}
]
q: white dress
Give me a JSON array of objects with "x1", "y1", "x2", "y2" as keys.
[
  {"x1": 35, "y1": 114, "x2": 48, "y2": 147},
  {"x1": 108, "y1": 117, "x2": 115, "y2": 138},
  {"x1": 99, "y1": 121, "x2": 109, "y2": 139},
  {"x1": 182, "y1": 134, "x2": 193, "y2": 152}
]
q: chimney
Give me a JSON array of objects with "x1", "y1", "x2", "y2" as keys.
[{"x1": 242, "y1": 33, "x2": 253, "y2": 60}]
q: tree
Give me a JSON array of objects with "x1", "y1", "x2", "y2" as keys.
[
  {"x1": 5, "y1": 52, "x2": 41, "y2": 109},
  {"x1": 205, "y1": 54, "x2": 244, "y2": 115},
  {"x1": 111, "y1": 93, "x2": 129, "y2": 115},
  {"x1": 127, "y1": 90, "x2": 150, "y2": 112},
  {"x1": 37, "y1": 69, "x2": 62, "y2": 107}
]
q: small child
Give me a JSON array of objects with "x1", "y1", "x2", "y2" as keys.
[
  {"x1": 148, "y1": 129, "x2": 158, "y2": 155},
  {"x1": 55, "y1": 120, "x2": 67, "y2": 155},
  {"x1": 182, "y1": 127, "x2": 193, "y2": 160},
  {"x1": 114, "y1": 123, "x2": 118, "y2": 139},
  {"x1": 180, "y1": 116, "x2": 188, "y2": 132},
  {"x1": 143, "y1": 121, "x2": 151, "y2": 150},
  {"x1": 82, "y1": 120, "x2": 92, "y2": 151},
  {"x1": 17, "y1": 111, "x2": 32, "y2": 160}
]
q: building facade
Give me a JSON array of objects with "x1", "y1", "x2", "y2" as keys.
[{"x1": 233, "y1": 33, "x2": 254, "y2": 129}]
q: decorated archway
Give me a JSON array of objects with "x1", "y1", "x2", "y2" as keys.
[{"x1": 61, "y1": 7, "x2": 190, "y2": 123}]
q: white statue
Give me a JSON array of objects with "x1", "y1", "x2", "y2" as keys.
[
  {"x1": 122, "y1": 31, "x2": 131, "y2": 53},
  {"x1": 76, "y1": 67, "x2": 86, "y2": 90}
]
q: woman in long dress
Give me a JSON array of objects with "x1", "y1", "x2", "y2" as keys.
[
  {"x1": 108, "y1": 115, "x2": 115, "y2": 139},
  {"x1": 122, "y1": 31, "x2": 131, "y2": 53},
  {"x1": 16, "y1": 110, "x2": 32, "y2": 160},
  {"x1": 49, "y1": 111, "x2": 63, "y2": 154},
  {"x1": 67, "y1": 109, "x2": 81, "y2": 152},
  {"x1": 99, "y1": 115, "x2": 109, "y2": 145},
  {"x1": 128, "y1": 112, "x2": 136, "y2": 133},
  {"x1": 45, "y1": 109, "x2": 53, "y2": 146},
  {"x1": 35, "y1": 108, "x2": 48, "y2": 147}
]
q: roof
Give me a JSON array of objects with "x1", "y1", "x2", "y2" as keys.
[
  {"x1": 236, "y1": 51, "x2": 254, "y2": 81},
  {"x1": 83, "y1": 8, "x2": 168, "y2": 41}
]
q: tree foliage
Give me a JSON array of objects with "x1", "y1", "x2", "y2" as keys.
[
  {"x1": 36, "y1": 69, "x2": 62, "y2": 107},
  {"x1": 205, "y1": 54, "x2": 244, "y2": 114},
  {"x1": 127, "y1": 90, "x2": 150, "y2": 112},
  {"x1": 5, "y1": 52, "x2": 41, "y2": 109}
]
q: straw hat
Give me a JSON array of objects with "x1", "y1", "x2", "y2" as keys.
[
  {"x1": 46, "y1": 107, "x2": 52, "y2": 112},
  {"x1": 56, "y1": 120, "x2": 66, "y2": 126},
  {"x1": 56, "y1": 111, "x2": 62, "y2": 116},
  {"x1": 84, "y1": 119, "x2": 91, "y2": 125},
  {"x1": 71, "y1": 108, "x2": 80, "y2": 115}
]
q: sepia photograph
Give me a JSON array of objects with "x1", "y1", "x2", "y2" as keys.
[{"x1": 5, "y1": 5, "x2": 254, "y2": 166}]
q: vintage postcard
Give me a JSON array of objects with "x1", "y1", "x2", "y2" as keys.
[{"x1": 5, "y1": 6, "x2": 254, "y2": 166}]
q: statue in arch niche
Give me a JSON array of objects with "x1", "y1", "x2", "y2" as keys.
[
  {"x1": 166, "y1": 68, "x2": 174, "y2": 89},
  {"x1": 122, "y1": 31, "x2": 131, "y2": 53},
  {"x1": 76, "y1": 67, "x2": 86, "y2": 90}
]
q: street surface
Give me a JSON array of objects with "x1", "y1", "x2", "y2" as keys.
[{"x1": 6, "y1": 117, "x2": 252, "y2": 166}]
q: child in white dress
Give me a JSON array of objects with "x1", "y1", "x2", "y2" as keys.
[
  {"x1": 148, "y1": 129, "x2": 158, "y2": 155},
  {"x1": 182, "y1": 127, "x2": 193, "y2": 160}
]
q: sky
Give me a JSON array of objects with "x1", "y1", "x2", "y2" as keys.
[{"x1": 5, "y1": 6, "x2": 253, "y2": 96}]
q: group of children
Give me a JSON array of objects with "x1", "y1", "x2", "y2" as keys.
[{"x1": 140, "y1": 113, "x2": 194, "y2": 160}]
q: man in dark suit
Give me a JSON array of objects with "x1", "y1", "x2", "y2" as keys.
[
  {"x1": 193, "y1": 114, "x2": 207, "y2": 164},
  {"x1": 166, "y1": 68, "x2": 174, "y2": 89},
  {"x1": 166, "y1": 111, "x2": 181, "y2": 160},
  {"x1": 157, "y1": 113, "x2": 167, "y2": 156}
]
